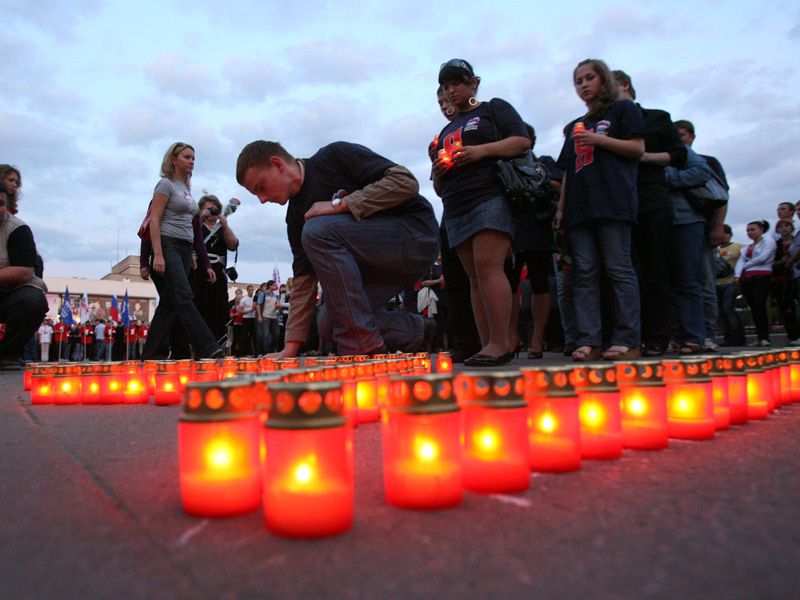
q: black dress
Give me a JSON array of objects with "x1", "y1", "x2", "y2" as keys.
[{"x1": 190, "y1": 225, "x2": 229, "y2": 342}]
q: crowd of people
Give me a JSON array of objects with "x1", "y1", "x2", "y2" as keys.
[
  {"x1": 2, "y1": 57, "x2": 798, "y2": 368},
  {"x1": 35, "y1": 318, "x2": 149, "y2": 362}
]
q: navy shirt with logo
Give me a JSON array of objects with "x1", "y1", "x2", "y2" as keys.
[
  {"x1": 436, "y1": 98, "x2": 530, "y2": 220},
  {"x1": 557, "y1": 99, "x2": 645, "y2": 228},
  {"x1": 287, "y1": 142, "x2": 435, "y2": 277}
]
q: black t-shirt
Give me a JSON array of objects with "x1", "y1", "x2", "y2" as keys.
[
  {"x1": 558, "y1": 99, "x2": 645, "y2": 227},
  {"x1": 203, "y1": 224, "x2": 228, "y2": 268},
  {"x1": 437, "y1": 98, "x2": 530, "y2": 219},
  {"x1": 636, "y1": 105, "x2": 687, "y2": 215},
  {"x1": 7, "y1": 225, "x2": 38, "y2": 267},
  {"x1": 287, "y1": 142, "x2": 435, "y2": 277}
]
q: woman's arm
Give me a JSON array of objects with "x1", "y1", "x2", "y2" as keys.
[
  {"x1": 452, "y1": 135, "x2": 531, "y2": 166},
  {"x1": 745, "y1": 237, "x2": 777, "y2": 271},
  {"x1": 574, "y1": 131, "x2": 644, "y2": 159},
  {"x1": 148, "y1": 193, "x2": 168, "y2": 274}
]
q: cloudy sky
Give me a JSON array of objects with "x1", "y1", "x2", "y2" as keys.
[{"x1": 3, "y1": 0, "x2": 799, "y2": 284}]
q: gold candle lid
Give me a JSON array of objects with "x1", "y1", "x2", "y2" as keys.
[
  {"x1": 520, "y1": 366, "x2": 577, "y2": 398},
  {"x1": 570, "y1": 363, "x2": 619, "y2": 392},
  {"x1": 264, "y1": 381, "x2": 346, "y2": 430},
  {"x1": 456, "y1": 370, "x2": 526, "y2": 409},
  {"x1": 387, "y1": 374, "x2": 458, "y2": 414},
  {"x1": 181, "y1": 380, "x2": 260, "y2": 422},
  {"x1": 662, "y1": 358, "x2": 712, "y2": 382},
  {"x1": 615, "y1": 360, "x2": 665, "y2": 387}
]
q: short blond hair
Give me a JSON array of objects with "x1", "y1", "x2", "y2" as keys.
[{"x1": 160, "y1": 142, "x2": 195, "y2": 183}]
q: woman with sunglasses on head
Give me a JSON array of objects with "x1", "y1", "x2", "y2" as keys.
[
  {"x1": 555, "y1": 58, "x2": 645, "y2": 362},
  {"x1": 432, "y1": 59, "x2": 532, "y2": 367},
  {"x1": 190, "y1": 194, "x2": 239, "y2": 344},
  {"x1": 142, "y1": 142, "x2": 223, "y2": 360}
]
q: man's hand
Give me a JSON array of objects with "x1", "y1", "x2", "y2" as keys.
[
  {"x1": 304, "y1": 200, "x2": 349, "y2": 221},
  {"x1": 206, "y1": 268, "x2": 216, "y2": 284},
  {"x1": 140, "y1": 266, "x2": 150, "y2": 280},
  {"x1": 708, "y1": 225, "x2": 725, "y2": 247}
]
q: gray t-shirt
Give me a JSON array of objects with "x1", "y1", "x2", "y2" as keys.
[{"x1": 154, "y1": 178, "x2": 196, "y2": 242}]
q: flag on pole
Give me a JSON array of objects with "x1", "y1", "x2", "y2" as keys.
[
  {"x1": 121, "y1": 290, "x2": 130, "y2": 327},
  {"x1": 80, "y1": 292, "x2": 90, "y2": 323},
  {"x1": 60, "y1": 287, "x2": 75, "y2": 326},
  {"x1": 109, "y1": 294, "x2": 119, "y2": 323},
  {"x1": 272, "y1": 259, "x2": 281, "y2": 287}
]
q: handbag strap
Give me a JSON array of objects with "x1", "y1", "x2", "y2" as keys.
[{"x1": 232, "y1": 249, "x2": 238, "y2": 265}]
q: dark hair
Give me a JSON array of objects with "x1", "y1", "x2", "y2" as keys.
[
  {"x1": 0, "y1": 164, "x2": 21, "y2": 214},
  {"x1": 574, "y1": 59, "x2": 617, "y2": 119},
  {"x1": 778, "y1": 201, "x2": 795, "y2": 212},
  {"x1": 612, "y1": 69, "x2": 636, "y2": 100},
  {"x1": 267, "y1": 280, "x2": 275, "y2": 286},
  {"x1": 777, "y1": 218, "x2": 795, "y2": 231},
  {"x1": 236, "y1": 141, "x2": 295, "y2": 185},
  {"x1": 748, "y1": 220, "x2": 769, "y2": 233},
  {"x1": 438, "y1": 58, "x2": 477, "y2": 85},
  {"x1": 674, "y1": 120, "x2": 695, "y2": 135},
  {"x1": 524, "y1": 123, "x2": 536, "y2": 148},
  {"x1": 723, "y1": 224, "x2": 732, "y2": 235}
]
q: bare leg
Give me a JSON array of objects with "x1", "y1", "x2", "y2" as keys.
[
  {"x1": 456, "y1": 230, "x2": 512, "y2": 358},
  {"x1": 529, "y1": 292, "x2": 552, "y2": 353}
]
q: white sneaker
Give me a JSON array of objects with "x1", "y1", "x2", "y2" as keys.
[
  {"x1": 702, "y1": 338, "x2": 719, "y2": 351},
  {"x1": 758, "y1": 339, "x2": 771, "y2": 347},
  {"x1": 789, "y1": 339, "x2": 800, "y2": 346}
]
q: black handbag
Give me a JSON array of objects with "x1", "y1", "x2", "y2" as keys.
[
  {"x1": 225, "y1": 250, "x2": 239, "y2": 282},
  {"x1": 685, "y1": 170, "x2": 729, "y2": 212},
  {"x1": 486, "y1": 99, "x2": 553, "y2": 218}
]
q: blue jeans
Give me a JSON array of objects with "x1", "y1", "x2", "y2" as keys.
[
  {"x1": 670, "y1": 223, "x2": 707, "y2": 345},
  {"x1": 716, "y1": 283, "x2": 745, "y2": 343},
  {"x1": 552, "y1": 255, "x2": 577, "y2": 347},
  {"x1": 700, "y1": 243, "x2": 719, "y2": 341},
  {"x1": 144, "y1": 237, "x2": 220, "y2": 359},
  {"x1": 567, "y1": 222, "x2": 640, "y2": 348},
  {"x1": 94, "y1": 340, "x2": 106, "y2": 361},
  {"x1": 303, "y1": 212, "x2": 439, "y2": 355}
]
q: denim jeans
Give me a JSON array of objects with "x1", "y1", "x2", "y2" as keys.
[
  {"x1": 700, "y1": 243, "x2": 719, "y2": 341},
  {"x1": 552, "y1": 255, "x2": 577, "y2": 347},
  {"x1": 94, "y1": 340, "x2": 106, "y2": 361},
  {"x1": 303, "y1": 211, "x2": 439, "y2": 355},
  {"x1": 740, "y1": 275, "x2": 771, "y2": 341},
  {"x1": 716, "y1": 284, "x2": 745, "y2": 344},
  {"x1": 143, "y1": 237, "x2": 220, "y2": 359},
  {"x1": 0, "y1": 286, "x2": 48, "y2": 361},
  {"x1": 669, "y1": 222, "x2": 707, "y2": 345},
  {"x1": 567, "y1": 222, "x2": 640, "y2": 348}
]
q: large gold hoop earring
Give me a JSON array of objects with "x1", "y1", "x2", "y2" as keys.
[
  {"x1": 468, "y1": 96, "x2": 478, "y2": 107},
  {"x1": 446, "y1": 106, "x2": 455, "y2": 116}
]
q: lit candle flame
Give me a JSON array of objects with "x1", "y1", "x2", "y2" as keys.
[
  {"x1": 580, "y1": 402, "x2": 605, "y2": 428},
  {"x1": 539, "y1": 413, "x2": 557, "y2": 433},
  {"x1": 413, "y1": 437, "x2": 439, "y2": 462},
  {"x1": 474, "y1": 428, "x2": 500, "y2": 454},
  {"x1": 627, "y1": 396, "x2": 647, "y2": 416},
  {"x1": 205, "y1": 439, "x2": 235, "y2": 470}
]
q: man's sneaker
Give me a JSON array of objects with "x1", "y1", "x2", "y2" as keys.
[
  {"x1": 748, "y1": 339, "x2": 771, "y2": 347},
  {"x1": 789, "y1": 339, "x2": 800, "y2": 347},
  {"x1": 702, "y1": 338, "x2": 719, "y2": 352}
]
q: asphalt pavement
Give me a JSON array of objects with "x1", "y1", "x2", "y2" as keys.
[{"x1": 1, "y1": 358, "x2": 799, "y2": 600}]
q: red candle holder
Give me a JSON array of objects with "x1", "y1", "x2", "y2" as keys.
[
  {"x1": 176, "y1": 359, "x2": 193, "y2": 390},
  {"x1": 79, "y1": 362, "x2": 103, "y2": 404},
  {"x1": 262, "y1": 382, "x2": 353, "y2": 538},
  {"x1": 763, "y1": 351, "x2": 781, "y2": 410},
  {"x1": 726, "y1": 356, "x2": 749, "y2": 425},
  {"x1": 122, "y1": 360, "x2": 148, "y2": 404},
  {"x1": 179, "y1": 380, "x2": 262, "y2": 517},
  {"x1": 412, "y1": 353, "x2": 431, "y2": 375},
  {"x1": 775, "y1": 350, "x2": 792, "y2": 407},
  {"x1": 709, "y1": 357, "x2": 731, "y2": 430},
  {"x1": 220, "y1": 357, "x2": 239, "y2": 380},
  {"x1": 354, "y1": 362, "x2": 379, "y2": 423},
  {"x1": 742, "y1": 353, "x2": 771, "y2": 420},
  {"x1": 435, "y1": 352, "x2": 453, "y2": 374},
  {"x1": 51, "y1": 363, "x2": 81, "y2": 405},
  {"x1": 276, "y1": 357, "x2": 301, "y2": 370},
  {"x1": 372, "y1": 361, "x2": 391, "y2": 410},
  {"x1": 662, "y1": 358, "x2": 715, "y2": 440},
  {"x1": 788, "y1": 350, "x2": 800, "y2": 403},
  {"x1": 154, "y1": 361, "x2": 182, "y2": 406},
  {"x1": 24, "y1": 363, "x2": 45, "y2": 391},
  {"x1": 382, "y1": 374, "x2": 462, "y2": 509},
  {"x1": 30, "y1": 364, "x2": 56, "y2": 404},
  {"x1": 258, "y1": 356, "x2": 278, "y2": 372},
  {"x1": 193, "y1": 358, "x2": 221, "y2": 383},
  {"x1": 571, "y1": 364, "x2": 623, "y2": 459},
  {"x1": 615, "y1": 361, "x2": 669, "y2": 450},
  {"x1": 520, "y1": 366, "x2": 581, "y2": 472},
  {"x1": 456, "y1": 371, "x2": 530, "y2": 494}
]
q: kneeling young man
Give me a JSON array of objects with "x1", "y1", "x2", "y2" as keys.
[{"x1": 237, "y1": 141, "x2": 439, "y2": 357}]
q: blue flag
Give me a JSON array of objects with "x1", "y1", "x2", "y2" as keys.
[
  {"x1": 109, "y1": 294, "x2": 119, "y2": 323},
  {"x1": 60, "y1": 287, "x2": 75, "y2": 326},
  {"x1": 121, "y1": 290, "x2": 130, "y2": 327}
]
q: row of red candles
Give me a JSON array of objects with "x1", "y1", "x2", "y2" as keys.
[{"x1": 25, "y1": 350, "x2": 800, "y2": 539}]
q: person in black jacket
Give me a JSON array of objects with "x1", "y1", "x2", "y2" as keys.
[{"x1": 614, "y1": 70, "x2": 687, "y2": 356}]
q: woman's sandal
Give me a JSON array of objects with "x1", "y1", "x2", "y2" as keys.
[
  {"x1": 572, "y1": 346, "x2": 601, "y2": 362},
  {"x1": 679, "y1": 343, "x2": 703, "y2": 355},
  {"x1": 602, "y1": 346, "x2": 641, "y2": 361}
]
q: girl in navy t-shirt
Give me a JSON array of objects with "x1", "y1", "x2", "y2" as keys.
[{"x1": 555, "y1": 59, "x2": 645, "y2": 362}]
